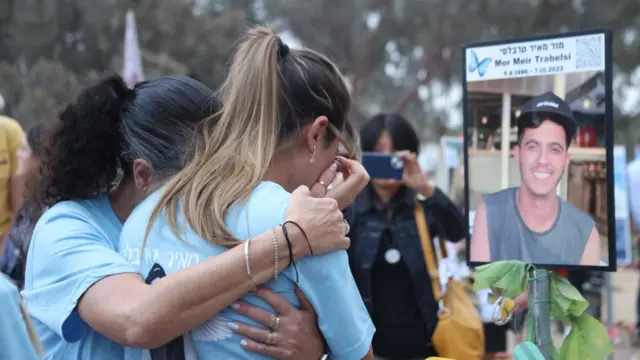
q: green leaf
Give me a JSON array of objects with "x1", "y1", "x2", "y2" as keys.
[
  {"x1": 472, "y1": 260, "x2": 527, "y2": 297},
  {"x1": 552, "y1": 344, "x2": 561, "y2": 360},
  {"x1": 549, "y1": 274, "x2": 589, "y2": 322},
  {"x1": 559, "y1": 314, "x2": 612, "y2": 360}
]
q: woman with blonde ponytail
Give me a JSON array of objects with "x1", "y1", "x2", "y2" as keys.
[{"x1": 120, "y1": 26, "x2": 373, "y2": 359}]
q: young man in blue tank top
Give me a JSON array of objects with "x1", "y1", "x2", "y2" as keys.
[{"x1": 470, "y1": 92, "x2": 601, "y2": 266}]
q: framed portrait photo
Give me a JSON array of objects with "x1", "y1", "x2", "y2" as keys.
[{"x1": 463, "y1": 28, "x2": 615, "y2": 271}]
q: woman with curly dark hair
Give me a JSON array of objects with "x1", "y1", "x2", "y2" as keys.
[{"x1": 21, "y1": 74, "x2": 356, "y2": 359}]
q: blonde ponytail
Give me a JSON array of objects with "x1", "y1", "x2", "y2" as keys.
[
  {"x1": 147, "y1": 26, "x2": 283, "y2": 247},
  {"x1": 146, "y1": 25, "x2": 351, "y2": 248}
]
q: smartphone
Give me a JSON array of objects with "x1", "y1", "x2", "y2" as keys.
[{"x1": 362, "y1": 152, "x2": 404, "y2": 179}]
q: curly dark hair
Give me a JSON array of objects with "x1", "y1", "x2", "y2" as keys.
[{"x1": 29, "y1": 74, "x2": 218, "y2": 211}]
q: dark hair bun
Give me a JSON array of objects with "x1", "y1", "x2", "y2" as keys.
[{"x1": 101, "y1": 75, "x2": 131, "y2": 124}]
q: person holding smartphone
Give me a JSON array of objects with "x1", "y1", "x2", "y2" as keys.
[{"x1": 344, "y1": 112, "x2": 466, "y2": 359}]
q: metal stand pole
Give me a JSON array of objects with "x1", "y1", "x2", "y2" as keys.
[
  {"x1": 604, "y1": 272, "x2": 614, "y2": 360},
  {"x1": 530, "y1": 269, "x2": 553, "y2": 360}
]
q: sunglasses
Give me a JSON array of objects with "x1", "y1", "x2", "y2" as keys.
[{"x1": 328, "y1": 123, "x2": 356, "y2": 160}]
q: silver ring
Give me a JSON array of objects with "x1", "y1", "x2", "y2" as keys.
[
  {"x1": 267, "y1": 331, "x2": 277, "y2": 345},
  {"x1": 318, "y1": 180, "x2": 327, "y2": 188},
  {"x1": 343, "y1": 219, "x2": 350, "y2": 235},
  {"x1": 327, "y1": 183, "x2": 336, "y2": 190}
]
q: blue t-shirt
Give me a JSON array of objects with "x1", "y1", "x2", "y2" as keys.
[
  {"x1": 0, "y1": 274, "x2": 41, "y2": 360},
  {"x1": 120, "y1": 181, "x2": 375, "y2": 360},
  {"x1": 21, "y1": 195, "x2": 136, "y2": 360}
]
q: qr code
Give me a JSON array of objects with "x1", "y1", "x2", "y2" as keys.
[{"x1": 575, "y1": 36, "x2": 604, "y2": 69}]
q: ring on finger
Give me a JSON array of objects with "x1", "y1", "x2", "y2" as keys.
[
  {"x1": 327, "y1": 183, "x2": 336, "y2": 190},
  {"x1": 267, "y1": 331, "x2": 277, "y2": 345},
  {"x1": 267, "y1": 314, "x2": 280, "y2": 330},
  {"x1": 318, "y1": 180, "x2": 327, "y2": 188},
  {"x1": 343, "y1": 219, "x2": 350, "y2": 235}
]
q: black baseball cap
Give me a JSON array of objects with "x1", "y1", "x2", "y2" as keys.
[{"x1": 516, "y1": 92, "x2": 577, "y2": 139}]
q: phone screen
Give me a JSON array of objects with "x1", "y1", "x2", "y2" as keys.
[{"x1": 362, "y1": 152, "x2": 404, "y2": 179}]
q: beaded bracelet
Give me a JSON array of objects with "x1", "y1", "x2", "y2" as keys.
[{"x1": 271, "y1": 228, "x2": 279, "y2": 282}]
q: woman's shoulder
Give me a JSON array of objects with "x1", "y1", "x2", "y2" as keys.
[
  {"x1": 32, "y1": 196, "x2": 119, "y2": 244},
  {"x1": 241, "y1": 181, "x2": 291, "y2": 215},
  {"x1": 252, "y1": 181, "x2": 291, "y2": 201},
  {"x1": 38, "y1": 196, "x2": 108, "y2": 225},
  {"x1": 229, "y1": 181, "x2": 291, "y2": 217},
  {"x1": 226, "y1": 181, "x2": 291, "y2": 238}
]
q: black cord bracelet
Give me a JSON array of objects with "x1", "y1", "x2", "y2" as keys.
[
  {"x1": 282, "y1": 220, "x2": 313, "y2": 255},
  {"x1": 280, "y1": 224, "x2": 299, "y2": 283}
]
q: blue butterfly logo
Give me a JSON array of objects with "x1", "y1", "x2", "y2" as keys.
[{"x1": 468, "y1": 50, "x2": 492, "y2": 77}]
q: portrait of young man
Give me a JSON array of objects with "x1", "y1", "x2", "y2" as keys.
[{"x1": 470, "y1": 92, "x2": 602, "y2": 266}]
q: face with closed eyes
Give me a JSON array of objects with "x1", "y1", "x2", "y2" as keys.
[{"x1": 513, "y1": 119, "x2": 571, "y2": 197}]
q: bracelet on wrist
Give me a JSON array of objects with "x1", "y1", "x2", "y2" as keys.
[
  {"x1": 271, "y1": 228, "x2": 279, "y2": 282},
  {"x1": 283, "y1": 220, "x2": 313, "y2": 255},
  {"x1": 244, "y1": 239, "x2": 258, "y2": 290},
  {"x1": 280, "y1": 224, "x2": 299, "y2": 282}
]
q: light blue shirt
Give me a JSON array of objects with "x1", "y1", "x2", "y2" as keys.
[
  {"x1": 22, "y1": 195, "x2": 135, "y2": 360},
  {"x1": 120, "y1": 181, "x2": 375, "y2": 360},
  {"x1": 0, "y1": 274, "x2": 41, "y2": 360},
  {"x1": 628, "y1": 158, "x2": 640, "y2": 229}
]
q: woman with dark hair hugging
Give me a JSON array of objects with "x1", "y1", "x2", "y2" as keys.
[{"x1": 22, "y1": 73, "x2": 361, "y2": 359}]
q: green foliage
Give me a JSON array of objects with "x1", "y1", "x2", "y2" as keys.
[
  {"x1": 472, "y1": 260, "x2": 527, "y2": 297},
  {"x1": 560, "y1": 314, "x2": 613, "y2": 360},
  {"x1": 474, "y1": 261, "x2": 613, "y2": 360},
  {"x1": 549, "y1": 273, "x2": 589, "y2": 322}
]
